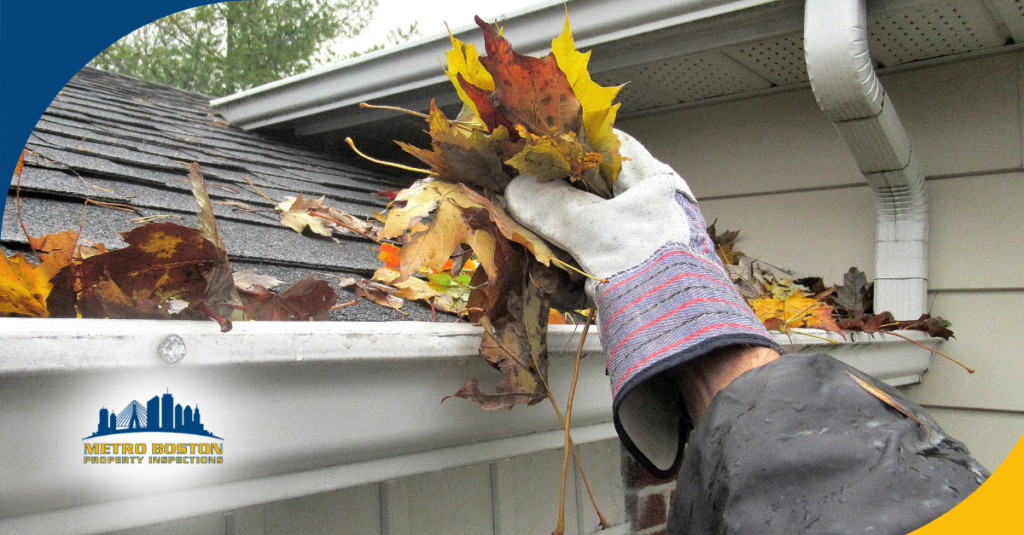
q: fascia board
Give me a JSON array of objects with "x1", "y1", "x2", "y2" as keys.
[{"x1": 210, "y1": 0, "x2": 793, "y2": 132}]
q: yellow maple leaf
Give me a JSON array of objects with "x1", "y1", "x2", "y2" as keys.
[
  {"x1": 445, "y1": 33, "x2": 495, "y2": 121},
  {"x1": 505, "y1": 126, "x2": 609, "y2": 198},
  {"x1": 380, "y1": 180, "x2": 462, "y2": 239},
  {"x1": 397, "y1": 194, "x2": 481, "y2": 282},
  {"x1": 551, "y1": 16, "x2": 624, "y2": 184},
  {"x1": 0, "y1": 252, "x2": 53, "y2": 317},
  {"x1": 751, "y1": 291, "x2": 843, "y2": 335}
]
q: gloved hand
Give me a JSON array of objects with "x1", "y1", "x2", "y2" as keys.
[{"x1": 505, "y1": 130, "x2": 780, "y2": 477}]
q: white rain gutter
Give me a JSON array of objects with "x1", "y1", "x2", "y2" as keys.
[
  {"x1": 804, "y1": 0, "x2": 929, "y2": 320},
  {"x1": 0, "y1": 319, "x2": 933, "y2": 534}
]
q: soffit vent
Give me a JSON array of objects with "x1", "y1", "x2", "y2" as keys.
[
  {"x1": 722, "y1": 34, "x2": 809, "y2": 87},
  {"x1": 867, "y1": 0, "x2": 1007, "y2": 66},
  {"x1": 596, "y1": 52, "x2": 773, "y2": 113}
]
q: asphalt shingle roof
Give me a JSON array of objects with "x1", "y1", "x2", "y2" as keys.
[{"x1": 2, "y1": 67, "x2": 443, "y2": 322}]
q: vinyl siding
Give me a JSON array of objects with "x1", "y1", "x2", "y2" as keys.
[{"x1": 620, "y1": 50, "x2": 1024, "y2": 472}]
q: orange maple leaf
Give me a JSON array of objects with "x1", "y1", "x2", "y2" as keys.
[{"x1": 378, "y1": 243, "x2": 401, "y2": 268}]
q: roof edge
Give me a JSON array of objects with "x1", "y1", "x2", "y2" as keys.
[{"x1": 210, "y1": 0, "x2": 785, "y2": 131}]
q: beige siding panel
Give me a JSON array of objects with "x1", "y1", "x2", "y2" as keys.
[
  {"x1": 617, "y1": 89, "x2": 863, "y2": 198},
  {"x1": 902, "y1": 291, "x2": 1024, "y2": 412},
  {"x1": 618, "y1": 53, "x2": 1020, "y2": 199},
  {"x1": 228, "y1": 506, "x2": 265, "y2": 535},
  {"x1": 263, "y1": 484, "x2": 380, "y2": 535},
  {"x1": 917, "y1": 407, "x2": 1024, "y2": 473},
  {"x1": 383, "y1": 464, "x2": 493, "y2": 535},
  {"x1": 883, "y1": 53, "x2": 1022, "y2": 177},
  {"x1": 574, "y1": 439, "x2": 627, "y2": 533},
  {"x1": 493, "y1": 449, "x2": 580, "y2": 535},
  {"x1": 698, "y1": 186, "x2": 876, "y2": 285},
  {"x1": 105, "y1": 514, "x2": 226, "y2": 535},
  {"x1": 929, "y1": 173, "x2": 1024, "y2": 290}
]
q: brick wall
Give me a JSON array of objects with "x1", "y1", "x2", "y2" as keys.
[{"x1": 621, "y1": 445, "x2": 678, "y2": 535}]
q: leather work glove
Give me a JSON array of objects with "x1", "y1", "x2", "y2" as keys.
[{"x1": 505, "y1": 130, "x2": 781, "y2": 477}]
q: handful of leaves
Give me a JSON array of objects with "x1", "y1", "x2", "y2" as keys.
[{"x1": 361, "y1": 16, "x2": 625, "y2": 410}]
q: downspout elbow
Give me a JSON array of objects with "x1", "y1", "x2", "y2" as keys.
[{"x1": 804, "y1": 0, "x2": 929, "y2": 320}]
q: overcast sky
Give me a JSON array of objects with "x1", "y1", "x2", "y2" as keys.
[{"x1": 334, "y1": 0, "x2": 551, "y2": 55}]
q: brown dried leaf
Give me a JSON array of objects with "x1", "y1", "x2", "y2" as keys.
[
  {"x1": 457, "y1": 185, "x2": 560, "y2": 268},
  {"x1": 241, "y1": 276, "x2": 338, "y2": 321},
  {"x1": 233, "y1": 268, "x2": 285, "y2": 292},
  {"x1": 475, "y1": 16, "x2": 582, "y2": 137},
  {"x1": 354, "y1": 279, "x2": 404, "y2": 311},
  {"x1": 188, "y1": 163, "x2": 224, "y2": 249}
]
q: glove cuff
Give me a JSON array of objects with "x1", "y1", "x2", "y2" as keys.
[
  {"x1": 596, "y1": 194, "x2": 780, "y2": 474},
  {"x1": 598, "y1": 238, "x2": 779, "y2": 393}
]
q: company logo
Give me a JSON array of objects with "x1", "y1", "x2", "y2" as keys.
[{"x1": 83, "y1": 388, "x2": 224, "y2": 466}]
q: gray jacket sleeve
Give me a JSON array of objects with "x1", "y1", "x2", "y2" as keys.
[{"x1": 668, "y1": 353, "x2": 989, "y2": 535}]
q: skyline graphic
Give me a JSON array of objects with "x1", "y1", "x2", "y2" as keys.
[{"x1": 85, "y1": 389, "x2": 223, "y2": 440}]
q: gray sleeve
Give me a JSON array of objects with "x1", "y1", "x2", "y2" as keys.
[{"x1": 668, "y1": 353, "x2": 989, "y2": 535}]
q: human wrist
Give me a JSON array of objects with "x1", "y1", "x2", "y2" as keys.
[{"x1": 666, "y1": 345, "x2": 781, "y2": 423}]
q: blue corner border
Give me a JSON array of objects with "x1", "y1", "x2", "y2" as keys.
[{"x1": 1, "y1": 1, "x2": 211, "y2": 226}]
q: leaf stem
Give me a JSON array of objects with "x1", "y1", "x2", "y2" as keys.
[
  {"x1": 243, "y1": 177, "x2": 278, "y2": 207},
  {"x1": 554, "y1": 309, "x2": 605, "y2": 535},
  {"x1": 877, "y1": 330, "x2": 975, "y2": 373},
  {"x1": 360, "y1": 102, "x2": 429, "y2": 119},
  {"x1": 537, "y1": 315, "x2": 608, "y2": 534},
  {"x1": 345, "y1": 137, "x2": 435, "y2": 175},
  {"x1": 551, "y1": 258, "x2": 607, "y2": 283},
  {"x1": 14, "y1": 150, "x2": 38, "y2": 256}
]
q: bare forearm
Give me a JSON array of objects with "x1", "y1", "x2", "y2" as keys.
[{"x1": 666, "y1": 345, "x2": 780, "y2": 423}]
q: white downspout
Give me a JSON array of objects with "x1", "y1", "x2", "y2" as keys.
[{"x1": 804, "y1": 0, "x2": 929, "y2": 320}]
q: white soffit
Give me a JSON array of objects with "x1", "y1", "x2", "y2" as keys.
[{"x1": 868, "y1": 0, "x2": 1008, "y2": 67}]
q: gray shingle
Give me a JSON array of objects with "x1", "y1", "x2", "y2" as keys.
[{"x1": 2, "y1": 67, "x2": 438, "y2": 323}]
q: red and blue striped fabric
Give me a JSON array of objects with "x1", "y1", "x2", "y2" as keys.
[{"x1": 597, "y1": 193, "x2": 780, "y2": 401}]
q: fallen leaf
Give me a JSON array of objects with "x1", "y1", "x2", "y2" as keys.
[
  {"x1": 550, "y1": 16, "x2": 624, "y2": 183},
  {"x1": 378, "y1": 243, "x2": 402, "y2": 268},
  {"x1": 50, "y1": 222, "x2": 228, "y2": 325},
  {"x1": 475, "y1": 16, "x2": 582, "y2": 137},
  {"x1": 189, "y1": 163, "x2": 224, "y2": 249},
  {"x1": 379, "y1": 180, "x2": 460, "y2": 239},
  {"x1": 549, "y1": 308, "x2": 568, "y2": 324},
  {"x1": 751, "y1": 290, "x2": 843, "y2": 335},
  {"x1": 0, "y1": 251, "x2": 53, "y2": 317},
  {"x1": 445, "y1": 31, "x2": 496, "y2": 121},
  {"x1": 279, "y1": 195, "x2": 334, "y2": 237},
  {"x1": 707, "y1": 220, "x2": 741, "y2": 266},
  {"x1": 896, "y1": 314, "x2": 955, "y2": 340},
  {"x1": 398, "y1": 102, "x2": 513, "y2": 191},
  {"x1": 189, "y1": 165, "x2": 244, "y2": 330},
  {"x1": 27, "y1": 229, "x2": 79, "y2": 280},
  {"x1": 833, "y1": 267, "x2": 873, "y2": 316},
  {"x1": 233, "y1": 268, "x2": 284, "y2": 292},
  {"x1": 505, "y1": 127, "x2": 607, "y2": 197},
  {"x1": 14, "y1": 149, "x2": 25, "y2": 179},
  {"x1": 397, "y1": 197, "x2": 474, "y2": 282},
  {"x1": 354, "y1": 279, "x2": 404, "y2": 311},
  {"x1": 240, "y1": 276, "x2": 338, "y2": 321},
  {"x1": 277, "y1": 194, "x2": 381, "y2": 241},
  {"x1": 457, "y1": 185, "x2": 561, "y2": 268}
]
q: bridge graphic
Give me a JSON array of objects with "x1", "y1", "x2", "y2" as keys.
[{"x1": 85, "y1": 389, "x2": 222, "y2": 439}]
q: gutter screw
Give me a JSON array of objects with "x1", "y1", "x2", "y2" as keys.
[{"x1": 157, "y1": 334, "x2": 186, "y2": 364}]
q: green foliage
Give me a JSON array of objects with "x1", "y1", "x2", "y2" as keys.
[
  {"x1": 344, "y1": 21, "x2": 421, "y2": 59},
  {"x1": 89, "y1": 0, "x2": 405, "y2": 97}
]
